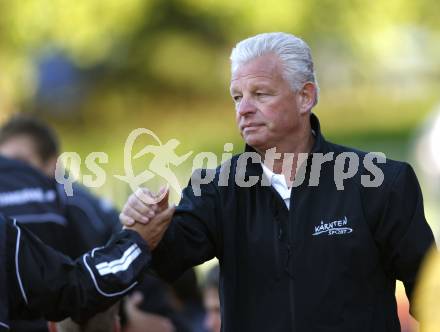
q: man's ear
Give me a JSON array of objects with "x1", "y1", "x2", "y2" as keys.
[
  {"x1": 297, "y1": 82, "x2": 317, "y2": 115},
  {"x1": 43, "y1": 155, "x2": 58, "y2": 178}
]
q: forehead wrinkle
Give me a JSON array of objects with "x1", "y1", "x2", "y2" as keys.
[{"x1": 231, "y1": 73, "x2": 274, "y2": 83}]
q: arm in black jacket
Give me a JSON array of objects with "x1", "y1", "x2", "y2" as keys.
[
  {"x1": 5, "y1": 216, "x2": 151, "y2": 323},
  {"x1": 367, "y1": 163, "x2": 436, "y2": 314},
  {"x1": 152, "y1": 172, "x2": 221, "y2": 282}
]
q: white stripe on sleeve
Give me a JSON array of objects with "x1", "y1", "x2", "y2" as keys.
[
  {"x1": 0, "y1": 321, "x2": 10, "y2": 329},
  {"x1": 13, "y1": 219, "x2": 28, "y2": 305},
  {"x1": 95, "y1": 244, "x2": 142, "y2": 276}
]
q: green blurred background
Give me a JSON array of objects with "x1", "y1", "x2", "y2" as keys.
[
  {"x1": 1, "y1": 0, "x2": 439, "y2": 226},
  {"x1": 0, "y1": 0, "x2": 439, "y2": 227},
  {"x1": 1, "y1": 0, "x2": 439, "y2": 329}
]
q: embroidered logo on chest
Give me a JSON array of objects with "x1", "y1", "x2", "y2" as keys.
[{"x1": 312, "y1": 216, "x2": 353, "y2": 236}]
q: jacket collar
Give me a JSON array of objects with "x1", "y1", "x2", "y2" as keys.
[{"x1": 309, "y1": 113, "x2": 327, "y2": 153}]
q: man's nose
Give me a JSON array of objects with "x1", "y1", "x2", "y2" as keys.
[{"x1": 237, "y1": 98, "x2": 256, "y2": 116}]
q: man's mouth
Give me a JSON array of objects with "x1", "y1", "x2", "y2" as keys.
[{"x1": 241, "y1": 123, "x2": 264, "y2": 132}]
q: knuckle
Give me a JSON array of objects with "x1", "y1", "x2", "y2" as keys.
[{"x1": 135, "y1": 188, "x2": 144, "y2": 197}]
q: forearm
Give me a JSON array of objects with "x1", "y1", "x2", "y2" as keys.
[{"x1": 7, "y1": 220, "x2": 151, "y2": 322}]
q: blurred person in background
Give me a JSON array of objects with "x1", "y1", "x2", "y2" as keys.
[
  {"x1": 0, "y1": 115, "x2": 59, "y2": 178},
  {"x1": 121, "y1": 32, "x2": 436, "y2": 331},
  {"x1": 121, "y1": 292, "x2": 175, "y2": 332},
  {"x1": 122, "y1": 268, "x2": 212, "y2": 332},
  {"x1": 0, "y1": 115, "x2": 183, "y2": 332},
  {"x1": 409, "y1": 105, "x2": 440, "y2": 332},
  {"x1": 202, "y1": 265, "x2": 220, "y2": 332},
  {"x1": 170, "y1": 269, "x2": 207, "y2": 332},
  {"x1": 0, "y1": 114, "x2": 120, "y2": 331},
  {"x1": 0, "y1": 153, "x2": 68, "y2": 251},
  {"x1": 414, "y1": 105, "x2": 440, "y2": 242},
  {"x1": 48, "y1": 304, "x2": 121, "y2": 332},
  {"x1": 0, "y1": 114, "x2": 120, "y2": 256}
]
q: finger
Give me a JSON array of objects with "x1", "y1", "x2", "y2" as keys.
[
  {"x1": 127, "y1": 198, "x2": 156, "y2": 219},
  {"x1": 119, "y1": 213, "x2": 135, "y2": 226},
  {"x1": 125, "y1": 205, "x2": 150, "y2": 224},
  {"x1": 136, "y1": 187, "x2": 161, "y2": 205},
  {"x1": 128, "y1": 193, "x2": 156, "y2": 215}
]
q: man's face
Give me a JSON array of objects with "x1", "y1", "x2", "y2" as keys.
[
  {"x1": 203, "y1": 288, "x2": 221, "y2": 332},
  {"x1": 230, "y1": 53, "x2": 302, "y2": 153},
  {"x1": 0, "y1": 135, "x2": 54, "y2": 177}
]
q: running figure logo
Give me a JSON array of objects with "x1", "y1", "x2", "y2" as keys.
[{"x1": 115, "y1": 128, "x2": 193, "y2": 198}]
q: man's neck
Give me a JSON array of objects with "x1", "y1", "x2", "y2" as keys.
[{"x1": 261, "y1": 129, "x2": 315, "y2": 187}]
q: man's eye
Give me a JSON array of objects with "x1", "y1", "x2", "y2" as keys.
[{"x1": 232, "y1": 96, "x2": 242, "y2": 103}]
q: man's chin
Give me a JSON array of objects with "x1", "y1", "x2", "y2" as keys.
[{"x1": 244, "y1": 138, "x2": 266, "y2": 152}]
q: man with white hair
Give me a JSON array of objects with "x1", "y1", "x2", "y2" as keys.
[{"x1": 120, "y1": 32, "x2": 435, "y2": 331}]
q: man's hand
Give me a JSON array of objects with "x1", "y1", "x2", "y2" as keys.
[
  {"x1": 128, "y1": 204, "x2": 175, "y2": 251},
  {"x1": 120, "y1": 187, "x2": 168, "y2": 226},
  {"x1": 120, "y1": 187, "x2": 174, "y2": 250}
]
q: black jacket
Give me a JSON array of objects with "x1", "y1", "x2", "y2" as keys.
[
  {"x1": 0, "y1": 156, "x2": 70, "y2": 253},
  {"x1": 0, "y1": 156, "x2": 118, "y2": 259},
  {"x1": 152, "y1": 114, "x2": 435, "y2": 332},
  {"x1": 0, "y1": 214, "x2": 150, "y2": 331}
]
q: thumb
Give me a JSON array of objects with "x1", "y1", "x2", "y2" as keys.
[{"x1": 156, "y1": 186, "x2": 169, "y2": 210}]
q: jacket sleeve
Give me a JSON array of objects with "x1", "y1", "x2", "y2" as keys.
[
  {"x1": 372, "y1": 163, "x2": 436, "y2": 311},
  {"x1": 152, "y1": 171, "x2": 220, "y2": 282},
  {"x1": 7, "y1": 218, "x2": 151, "y2": 323}
]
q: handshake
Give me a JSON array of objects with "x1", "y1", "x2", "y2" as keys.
[{"x1": 119, "y1": 186, "x2": 175, "y2": 251}]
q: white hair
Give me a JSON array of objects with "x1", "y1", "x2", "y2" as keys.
[{"x1": 230, "y1": 32, "x2": 319, "y2": 102}]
